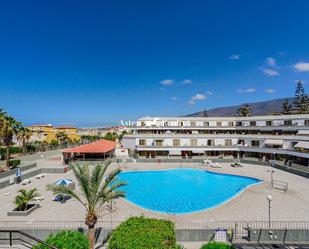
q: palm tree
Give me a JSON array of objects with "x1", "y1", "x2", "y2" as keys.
[
  {"x1": 56, "y1": 131, "x2": 70, "y2": 147},
  {"x1": 17, "y1": 126, "x2": 31, "y2": 154},
  {"x1": 47, "y1": 162, "x2": 126, "y2": 249},
  {"x1": 236, "y1": 104, "x2": 252, "y2": 117},
  {"x1": 0, "y1": 115, "x2": 22, "y2": 168},
  {"x1": 14, "y1": 188, "x2": 40, "y2": 211}
]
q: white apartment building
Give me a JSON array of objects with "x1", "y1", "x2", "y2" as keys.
[{"x1": 122, "y1": 114, "x2": 309, "y2": 166}]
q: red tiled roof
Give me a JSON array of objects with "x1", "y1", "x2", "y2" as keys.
[{"x1": 63, "y1": 140, "x2": 116, "y2": 154}]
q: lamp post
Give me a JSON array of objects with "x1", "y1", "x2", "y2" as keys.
[{"x1": 267, "y1": 195, "x2": 272, "y2": 228}]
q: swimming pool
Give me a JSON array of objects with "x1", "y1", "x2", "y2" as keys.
[{"x1": 118, "y1": 168, "x2": 262, "y2": 214}]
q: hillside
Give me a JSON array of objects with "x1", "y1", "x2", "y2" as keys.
[{"x1": 187, "y1": 97, "x2": 293, "y2": 117}]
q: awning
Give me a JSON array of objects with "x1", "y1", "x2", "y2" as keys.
[
  {"x1": 192, "y1": 149, "x2": 205, "y2": 154},
  {"x1": 294, "y1": 141, "x2": 309, "y2": 149},
  {"x1": 263, "y1": 139, "x2": 283, "y2": 146},
  {"x1": 169, "y1": 150, "x2": 182, "y2": 155},
  {"x1": 298, "y1": 130, "x2": 309, "y2": 135}
]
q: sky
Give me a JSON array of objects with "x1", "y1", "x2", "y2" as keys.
[{"x1": 1, "y1": 0, "x2": 309, "y2": 127}]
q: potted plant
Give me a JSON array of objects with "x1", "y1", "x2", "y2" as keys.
[{"x1": 8, "y1": 188, "x2": 40, "y2": 216}]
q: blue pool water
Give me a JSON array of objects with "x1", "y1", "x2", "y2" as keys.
[{"x1": 118, "y1": 168, "x2": 261, "y2": 214}]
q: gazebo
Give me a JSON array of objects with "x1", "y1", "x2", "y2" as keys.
[{"x1": 62, "y1": 140, "x2": 116, "y2": 163}]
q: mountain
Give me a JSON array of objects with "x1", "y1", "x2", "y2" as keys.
[{"x1": 187, "y1": 97, "x2": 293, "y2": 117}]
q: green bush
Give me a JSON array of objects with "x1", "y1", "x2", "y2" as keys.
[
  {"x1": 33, "y1": 230, "x2": 89, "y2": 249},
  {"x1": 9, "y1": 159, "x2": 21, "y2": 168},
  {"x1": 9, "y1": 147, "x2": 23, "y2": 154},
  {"x1": 108, "y1": 217, "x2": 177, "y2": 249},
  {"x1": 200, "y1": 242, "x2": 234, "y2": 249}
]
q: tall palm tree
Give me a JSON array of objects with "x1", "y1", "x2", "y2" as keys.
[
  {"x1": 47, "y1": 162, "x2": 126, "y2": 249},
  {"x1": 1, "y1": 115, "x2": 22, "y2": 168},
  {"x1": 0, "y1": 108, "x2": 7, "y2": 139},
  {"x1": 17, "y1": 126, "x2": 31, "y2": 154}
]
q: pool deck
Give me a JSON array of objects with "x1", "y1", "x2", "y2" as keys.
[{"x1": 1, "y1": 161, "x2": 309, "y2": 223}]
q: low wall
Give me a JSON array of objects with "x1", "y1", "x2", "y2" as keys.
[
  {"x1": 0, "y1": 163, "x2": 37, "y2": 179},
  {"x1": 176, "y1": 229, "x2": 215, "y2": 242},
  {"x1": 248, "y1": 229, "x2": 309, "y2": 243}
]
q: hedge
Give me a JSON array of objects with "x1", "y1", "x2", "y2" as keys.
[
  {"x1": 108, "y1": 217, "x2": 177, "y2": 249},
  {"x1": 9, "y1": 159, "x2": 21, "y2": 168},
  {"x1": 200, "y1": 242, "x2": 234, "y2": 249},
  {"x1": 0, "y1": 147, "x2": 23, "y2": 158},
  {"x1": 32, "y1": 230, "x2": 89, "y2": 249}
]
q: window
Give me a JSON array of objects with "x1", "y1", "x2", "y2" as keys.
[
  {"x1": 228, "y1": 122, "x2": 234, "y2": 127},
  {"x1": 250, "y1": 121, "x2": 256, "y2": 126},
  {"x1": 251, "y1": 140, "x2": 260, "y2": 147},
  {"x1": 141, "y1": 122, "x2": 146, "y2": 126},
  {"x1": 190, "y1": 139, "x2": 198, "y2": 146},
  {"x1": 225, "y1": 139, "x2": 232, "y2": 146},
  {"x1": 155, "y1": 140, "x2": 163, "y2": 146},
  {"x1": 190, "y1": 121, "x2": 196, "y2": 127},
  {"x1": 217, "y1": 122, "x2": 222, "y2": 127},
  {"x1": 204, "y1": 122, "x2": 209, "y2": 127},
  {"x1": 236, "y1": 122, "x2": 242, "y2": 127},
  {"x1": 139, "y1": 139, "x2": 146, "y2": 146},
  {"x1": 305, "y1": 120, "x2": 309, "y2": 126},
  {"x1": 207, "y1": 140, "x2": 214, "y2": 146},
  {"x1": 266, "y1": 120, "x2": 272, "y2": 126},
  {"x1": 284, "y1": 120, "x2": 292, "y2": 126},
  {"x1": 173, "y1": 139, "x2": 180, "y2": 146}
]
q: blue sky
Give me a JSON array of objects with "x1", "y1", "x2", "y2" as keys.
[{"x1": 1, "y1": 1, "x2": 309, "y2": 127}]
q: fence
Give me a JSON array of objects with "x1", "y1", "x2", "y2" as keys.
[{"x1": 1, "y1": 220, "x2": 309, "y2": 230}]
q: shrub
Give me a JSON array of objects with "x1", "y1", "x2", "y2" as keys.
[
  {"x1": 14, "y1": 188, "x2": 40, "y2": 211},
  {"x1": 200, "y1": 242, "x2": 234, "y2": 249},
  {"x1": 33, "y1": 230, "x2": 89, "y2": 249},
  {"x1": 9, "y1": 159, "x2": 21, "y2": 168},
  {"x1": 108, "y1": 217, "x2": 177, "y2": 249},
  {"x1": 9, "y1": 147, "x2": 23, "y2": 154}
]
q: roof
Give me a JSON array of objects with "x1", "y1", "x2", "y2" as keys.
[
  {"x1": 295, "y1": 141, "x2": 309, "y2": 149},
  {"x1": 138, "y1": 114, "x2": 309, "y2": 121},
  {"x1": 63, "y1": 140, "x2": 116, "y2": 154},
  {"x1": 55, "y1": 126, "x2": 76, "y2": 129}
]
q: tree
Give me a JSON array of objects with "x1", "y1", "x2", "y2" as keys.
[
  {"x1": 0, "y1": 115, "x2": 22, "y2": 168},
  {"x1": 104, "y1": 132, "x2": 118, "y2": 141},
  {"x1": 17, "y1": 126, "x2": 31, "y2": 154},
  {"x1": 14, "y1": 188, "x2": 40, "y2": 211},
  {"x1": 56, "y1": 131, "x2": 70, "y2": 147},
  {"x1": 201, "y1": 109, "x2": 208, "y2": 117},
  {"x1": 47, "y1": 162, "x2": 126, "y2": 249},
  {"x1": 293, "y1": 80, "x2": 309, "y2": 114},
  {"x1": 236, "y1": 104, "x2": 252, "y2": 117},
  {"x1": 49, "y1": 139, "x2": 59, "y2": 149},
  {"x1": 281, "y1": 99, "x2": 293, "y2": 115}
]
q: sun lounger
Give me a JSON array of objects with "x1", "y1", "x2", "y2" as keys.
[
  {"x1": 231, "y1": 163, "x2": 243, "y2": 168},
  {"x1": 210, "y1": 163, "x2": 222, "y2": 168},
  {"x1": 33, "y1": 196, "x2": 45, "y2": 201},
  {"x1": 21, "y1": 178, "x2": 32, "y2": 185},
  {"x1": 36, "y1": 173, "x2": 46, "y2": 179}
]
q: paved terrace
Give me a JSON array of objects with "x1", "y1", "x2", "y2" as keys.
[{"x1": 0, "y1": 160, "x2": 309, "y2": 223}]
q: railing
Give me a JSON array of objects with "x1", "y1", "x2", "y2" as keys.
[
  {"x1": 0, "y1": 229, "x2": 58, "y2": 249},
  {"x1": 1, "y1": 220, "x2": 309, "y2": 230}
]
